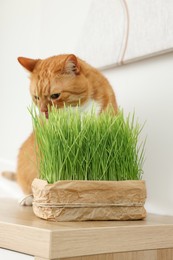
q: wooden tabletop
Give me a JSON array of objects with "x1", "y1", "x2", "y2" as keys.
[{"x1": 0, "y1": 198, "x2": 173, "y2": 259}]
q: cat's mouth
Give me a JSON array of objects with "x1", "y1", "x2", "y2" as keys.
[{"x1": 44, "y1": 111, "x2": 49, "y2": 119}]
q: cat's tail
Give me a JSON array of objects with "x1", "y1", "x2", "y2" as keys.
[{"x1": 1, "y1": 171, "x2": 17, "y2": 181}]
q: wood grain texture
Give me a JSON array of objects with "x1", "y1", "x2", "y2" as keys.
[
  {"x1": 157, "y1": 248, "x2": 173, "y2": 260},
  {"x1": 50, "y1": 224, "x2": 173, "y2": 258},
  {"x1": 1, "y1": 199, "x2": 173, "y2": 259},
  {"x1": 42, "y1": 249, "x2": 173, "y2": 260}
]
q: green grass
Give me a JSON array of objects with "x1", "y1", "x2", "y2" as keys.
[{"x1": 29, "y1": 105, "x2": 145, "y2": 183}]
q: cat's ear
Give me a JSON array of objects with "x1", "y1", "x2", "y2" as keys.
[
  {"x1": 63, "y1": 54, "x2": 80, "y2": 75},
  {"x1": 17, "y1": 57, "x2": 39, "y2": 72}
]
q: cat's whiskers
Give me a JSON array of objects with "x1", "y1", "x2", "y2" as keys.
[
  {"x1": 63, "y1": 99, "x2": 101, "y2": 114},
  {"x1": 79, "y1": 99, "x2": 101, "y2": 115}
]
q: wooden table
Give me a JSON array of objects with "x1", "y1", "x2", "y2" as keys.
[{"x1": 0, "y1": 199, "x2": 173, "y2": 260}]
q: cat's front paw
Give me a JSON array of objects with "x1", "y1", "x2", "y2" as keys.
[{"x1": 19, "y1": 194, "x2": 33, "y2": 206}]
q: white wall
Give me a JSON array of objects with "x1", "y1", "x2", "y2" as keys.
[
  {"x1": 0, "y1": 249, "x2": 33, "y2": 260},
  {"x1": 103, "y1": 53, "x2": 173, "y2": 215},
  {"x1": 0, "y1": 0, "x2": 41, "y2": 170},
  {"x1": 0, "y1": 0, "x2": 173, "y2": 217}
]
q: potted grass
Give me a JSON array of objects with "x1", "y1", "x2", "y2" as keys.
[{"x1": 30, "y1": 106, "x2": 147, "y2": 221}]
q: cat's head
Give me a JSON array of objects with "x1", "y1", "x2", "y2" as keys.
[{"x1": 18, "y1": 54, "x2": 91, "y2": 118}]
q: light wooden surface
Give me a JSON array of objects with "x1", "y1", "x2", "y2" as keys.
[
  {"x1": 1, "y1": 199, "x2": 173, "y2": 260},
  {"x1": 54, "y1": 249, "x2": 173, "y2": 260}
]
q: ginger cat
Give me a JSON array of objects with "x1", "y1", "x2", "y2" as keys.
[{"x1": 14, "y1": 54, "x2": 118, "y2": 203}]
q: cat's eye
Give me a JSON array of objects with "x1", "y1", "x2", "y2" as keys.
[
  {"x1": 34, "y1": 95, "x2": 39, "y2": 100},
  {"x1": 50, "y1": 93, "x2": 61, "y2": 100}
]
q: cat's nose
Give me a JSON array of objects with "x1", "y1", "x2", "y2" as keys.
[{"x1": 40, "y1": 104, "x2": 48, "y2": 113}]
